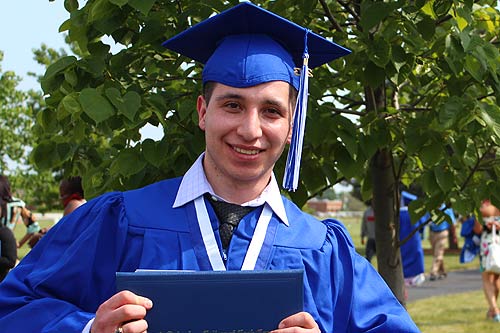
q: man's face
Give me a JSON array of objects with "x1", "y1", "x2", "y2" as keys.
[{"x1": 197, "y1": 81, "x2": 293, "y2": 193}]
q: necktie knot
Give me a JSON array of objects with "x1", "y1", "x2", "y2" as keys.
[{"x1": 205, "y1": 194, "x2": 256, "y2": 249}]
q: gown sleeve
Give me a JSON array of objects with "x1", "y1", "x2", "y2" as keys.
[
  {"x1": 321, "y1": 219, "x2": 420, "y2": 332},
  {"x1": 0, "y1": 192, "x2": 129, "y2": 333}
]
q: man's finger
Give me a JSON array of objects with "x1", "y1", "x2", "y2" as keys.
[
  {"x1": 104, "y1": 290, "x2": 153, "y2": 310},
  {"x1": 278, "y1": 312, "x2": 318, "y2": 330}
]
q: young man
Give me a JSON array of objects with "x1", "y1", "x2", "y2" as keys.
[{"x1": 0, "y1": 3, "x2": 419, "y2": 333}]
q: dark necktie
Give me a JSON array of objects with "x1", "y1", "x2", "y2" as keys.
[{"x1": 205, "y1": 194, "x2": 256, "y2": 249}]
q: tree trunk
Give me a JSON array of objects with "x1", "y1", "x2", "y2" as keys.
[{"x1": 371, "y1": 148, "x2": 406, "y2": 305}]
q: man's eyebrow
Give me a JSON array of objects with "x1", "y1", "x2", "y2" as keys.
[
  {"x1": 214, "y1": 93, "x2": 243, "y2": 101},
  {"x1": 263, "y1": 99, "x2": 286, "y2": 108}
]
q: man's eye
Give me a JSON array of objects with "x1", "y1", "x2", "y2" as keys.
[
  {"x1": 225, "y1": 102, "x2": 240, "y2": 109},
  {"x1": 265, "y1": 108, "x2": 282, "y2": 116}
]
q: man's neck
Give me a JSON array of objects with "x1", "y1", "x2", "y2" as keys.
[
  {"x1": 202, "y1": 163, "x2": 271, "y2": 205},
  {"x1": 207, "y1": 176, "x2": 270, "y2": 205}
]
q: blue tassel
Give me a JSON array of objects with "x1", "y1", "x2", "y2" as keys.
[{"x1": 283, "y1": 30, "x2": 310, "y2": 191}]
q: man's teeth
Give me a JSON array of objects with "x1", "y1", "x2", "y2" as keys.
[{"x1": 234, "y1": 147, "x2": 260, "y2": 155}]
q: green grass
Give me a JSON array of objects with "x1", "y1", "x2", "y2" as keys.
[{"x1": 407, "y1": 290, "x2": 499, "y2": 332}]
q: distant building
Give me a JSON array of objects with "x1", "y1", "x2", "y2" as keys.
[{"x1": 307, "y1": 199, "x2": 343, "y2": 214}]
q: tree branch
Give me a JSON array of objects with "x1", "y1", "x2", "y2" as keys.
[
  {"x1": 331, "y1": 108, "x2": 367, "y2": 116},
  {"x1": 337, "y1": 0, "x2": 361, "y2": 24},
  {"x1": 399, "y1": 142, "x2": 495, "y2": 246},
  {"x1": 318, "y1": 0, "x2": 344, "y2": 33},
  {"x1": 308, "y1": 183, "x2": 336, "y2": 201}
]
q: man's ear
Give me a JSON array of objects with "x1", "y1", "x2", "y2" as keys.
[
  {"x1": 197, "y1": 95, "x2": 207, "y2": 131},
  {"x1": 286, "y1": 121, "x2": 293, "y2": 144}
]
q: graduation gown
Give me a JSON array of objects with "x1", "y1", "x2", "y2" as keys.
[
  {"x1": 399, "y1": 208, "x2": 425, "y2": 278},
  {"x1": 0, "y1": 178, "x2": 419, "y2": 332}
]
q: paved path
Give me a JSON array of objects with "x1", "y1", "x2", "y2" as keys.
[{"x1": 407, "y1": 269, "x2": 482, "y2": 302}]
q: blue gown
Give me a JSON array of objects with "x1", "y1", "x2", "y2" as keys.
[
  {"x1": 399, "y1": 209, "x2": 425, "y2": 278},
  {"x1": 0, "y1": 178, "x2": 419, "y2": 332}
]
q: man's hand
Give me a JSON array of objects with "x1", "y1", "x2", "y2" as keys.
[
  {"x1": 91, "y1": 290, "x2": 153, "y2": 333},
  {"x1": 271, "y1": 312, "x2": 320, "y2": 333}
]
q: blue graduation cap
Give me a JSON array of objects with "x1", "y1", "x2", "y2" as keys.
[{"x1": 163, "y1": 1, "x2": 351, "y2": 191}]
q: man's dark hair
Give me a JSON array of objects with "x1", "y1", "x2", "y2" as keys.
[{"x1": 60, "y1": 176, "x2": 85, "y2": 198}]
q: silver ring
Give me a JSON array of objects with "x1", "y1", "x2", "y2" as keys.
[{"x1": 115, "y1": 327, "x2": 123, "y2": 333}]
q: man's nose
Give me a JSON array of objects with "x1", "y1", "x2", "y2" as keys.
[{"x1": 237, "y1": 110, "x2": 262, "y2": 140}]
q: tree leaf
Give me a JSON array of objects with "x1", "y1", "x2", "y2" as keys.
[
  {"x1": 335, "y1": 144, "x2": 361, "y2": 179},
  {"x1": 110, "y1": 148, "x2": 147, "y2": 176},
  {"x1": 128, "y1": 0, "x2": 156, "y2": 15},
  {"x1": 438, "y1": 96, "x2": 463, "y2": 130},
  {"x1": 38, "y1": 109, "x2": 59, "y2": 133},
  {"x1": 368, "y1": 37, "x2": 391, "y2": 68},
  {"x1": 420, "y1": 143, "x2": 443, "y2": 166},
  {"x1": 142, "y1": 139, "x2": 163, "y2": 167},
  {"x1": 109, "y1": 0, "x2": 129, "y2": 7},
  {"x1": 79, "y1": 88, "x2": 115, "y2": 124},
  {"x1": 105, "y1": 88, "x2": 141, "y2": 121},
  {"x1": 64, "y1": 0, "x2": 79, "y2": 12},
  {"x1": 433, "y1": 0, "x2": 452, "y2": 17},
  {"x1": 88, "y1": 0, "x2": 115, "y2": 22},
  {"x1": 32, "y1": 141, "x2": 60, "y2": 169},
  {"x1": 416, "y1": 15, "x2": 435, "y2": 41},
  {"x1": 360, "y1": 2, "x2": 392, "y2": 31},
  {"x1": 478, "y1": 103, "x2": 500, "y2": 138},
  {"x1": 41, "y1": 56, "x2": 77, "y2": 92},
  {"x1": 122, "y1": 91, "x2": 141, "y2": 121},
  {"x1": 61, "y1": 94, "x2": 82, "y2": 114},
  {"x1": 434, "y1": 166, "x2": 454, "y2": 192}
]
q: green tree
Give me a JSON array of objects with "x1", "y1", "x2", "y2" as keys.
[
  {"x1": 0, "y1": 51, "x2": 37, "y2": 173},
  {"x1": 0, "y1": 45, "x2": 71, "y2": 213},
  {"x1": 35, "y1": 0, "x2": 500, "y2": 303}
]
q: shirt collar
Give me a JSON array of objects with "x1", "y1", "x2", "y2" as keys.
[{"x1": 173, "y1": 153, "x2": 289, "y2": 226}]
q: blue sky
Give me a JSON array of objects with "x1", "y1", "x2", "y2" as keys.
[{"x1": 0, "y1": 1, "x2": 70, "y2": 91}]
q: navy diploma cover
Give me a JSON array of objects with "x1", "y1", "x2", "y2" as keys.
[{"x1": 116, "y1": 269, "x2": 304, "y2": 333}]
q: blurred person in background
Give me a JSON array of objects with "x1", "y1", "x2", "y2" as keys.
[
  {"x1": 474, "y1": 199, "x2": 500, "y2": 322},
  {"x1": 428, "y1": 207, "x2": 456, "y2": 281},
  {"x1": 59, "y1": 176, "x2": 86, "y2": 216},
  {"x1": 0, "y1": 175, "x2": 40, "y2": 249},
  {"x1": 360, "y1": 200, "x2": 376, "y2": 262},
  {"x1": 0, "y1": 198, "x2": 17, "y2": 282}
]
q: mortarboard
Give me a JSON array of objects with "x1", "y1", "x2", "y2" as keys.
[{"x1": 162, "y1": 1, "x2": 351, "y2": 191}]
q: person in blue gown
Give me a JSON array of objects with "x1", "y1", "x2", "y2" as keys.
[
  {"x1": 399, "y1": 191, "x2": 426, "y2": 286},
  {"x1": 0, "y1": 3, "x2": 419, "y2": 333}
]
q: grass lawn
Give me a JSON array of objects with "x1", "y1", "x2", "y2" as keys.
[{"x1": 407, "y1": 290, "x2": 499, "y2": 332}]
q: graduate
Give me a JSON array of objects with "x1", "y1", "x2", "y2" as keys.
[
  {"x1": 0, "y1": 2, "x2": 419, "y2": 333},
  {"x1": 399, "y1": 191, "x2": 426, "y2": 286}
]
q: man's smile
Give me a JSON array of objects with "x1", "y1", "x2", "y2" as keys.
[{"x1": 233, "y1": 146, "x2": 262, "y2": 155}]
